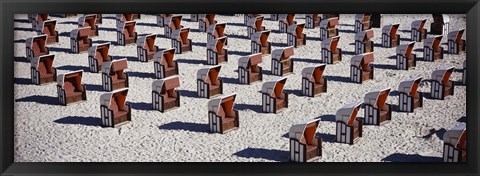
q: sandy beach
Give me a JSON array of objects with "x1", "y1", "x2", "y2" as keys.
[{"x1": 13, "y1": 14, "x2": 466, "y2": 162}]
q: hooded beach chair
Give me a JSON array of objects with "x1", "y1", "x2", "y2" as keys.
[
  {"x1": 423, "y1": 35, "x2": 444, "y2": 62},
  {"x1": 156, "y1": 14, "x2": 172, "y2": 27},
  {"x1": 319, "y1": 17, "x2": 339, "y2": 41},
  {"x1": 287, "y1": 23, "x2": 306, "y2": 48},
  {"x1": 289, "y1": 119, "x2": 322, "y2": 162},
  {"x1": 364, "y1": 88, "x2": 392, "y2": 125},
  {"x1": 247, "y1": 15, "x2": 266, "y2": 39},
  {"x1": 396, "y1": 42, "x2": 417, "y2": 70},
  {"x1": 70, "y1": 27, "x2": 93, "y2": 53},
  {"x1": 251, "y1": 30, "x2": 271, "y2": 55},
  {"x1": 154, "y1": 48, "x2": 179, "y2": 79},
  {"x1": 207, "y1": 93, "x2": 239, "y2": 134},
  {"x1": 57, "y1": 70, "x2": 87, "y2": 106},
  {"x1": 238, "y1": 53, "x2": 263, "y2": 85},
  {"x1": 199, "y1": 14, "x2": 217, "y2": 32},
  {"x1": 25, "y1": 34, "x2": 49, "y2": 61},
  {"x1": 88, "y1": 42, "x2": 112, "y2": 73},
  {"x1": 305, "y1": 14, "x2": 321, "y2": 29},
  {"x1": 301, "y1": 64, "x2": 327, "y2": 97},
  {"x1": 38, "y1": 19, "x2": 59, "y2": 44},
  {"x1": 152, "y1": 76, "x2": 181, "y2": 112},
  {"x1": 102, "y1": 58, "x2": 129, "y2": 92},
  {"x1": 431, "y1": 67, "x2": 455, "y2": 100},
  {"x1": 370, "y1": 14, "x2": 382, "y2": 28},
  {"x1": 206, "y1": 36, "x2": 228, "y2": 65},
  {"x1": 100, "y1": 88, "x2": 131, "y2": 128},
  {"x1": 244, "y1": 14, "x2": 260, "y2": 25},
  {"x1": 116, "y1": 14, "x2": 139, "y2": 28},
  {"x1": 462, "y1": 61, "x2": 466, "y2": 85},
  {"x1": 165, "y1": 15, "x2": 183, "y2": 39},
  {"x1": 355, "y1": 29, "x2": 374, "y2": 55},
  {"x1": 262, "y1": 77, "x2": 288, "y2": 113},
  {"x1": 278, "y1": 14, "x2": 296, "y2": 33},
  {"x1": 116, "y1": 21, "x2": 137, "y2": 46},
  {"x1": 323, "y1": 14, "x2": 340, "y2": 19},
  {"x1": 381, "y1": 24, "x2": 400, "y2": 48},
  {"x1": 431, "y1": 14, "x2": 450, "y2": 35},
  {"x1": 354, "y1": 14, "x2": 372, "y2": 32},
  {"x1": 207, "y1": 22, "x2": 228, "y2": 45},
  {"x1": 197, "y1": 65, "x2": 223, "y2": 98},
  {"x1": 350, "y1": 52, "x2": 374, "y2": 83},
  {"x1": 336, "y1": 102, "x2": 363, "y2": 145},
  {"x1": 171, "y1": 27, "x2": 192, "y2": 54},
  {"x1": 321, "y1": 36, "x2": 342, "y2": 64},
  {"x1": 136, "y1": 34, "x2": 159, "y2": 62},
  {"x1": 443, "y1": 123, "x2": 466, "y2": 162},
  {"x1": 271, "y1": 46, "x2": 294, "y2": 76},
  {"x1": 447, "y1": 29, "x2": 466, "y2": 54},
  {"x1": 411, "y1": 19, "x2": 427, "y2": 42},
  {"x1": 190, "y1": 14, "x2": 199, "y2": 22},
  {"x1": 31, "y1": 54, "x2": 57, "y2": 85},
  {"x1": 78, "y1": 14, "x2": 99, "y2": 37},
  {"x1": 31, "y1": 14, "x2": 48, "y2": 31},
  {"x1": 398, "y1": 77, "x2": 423, "y2": 112}
]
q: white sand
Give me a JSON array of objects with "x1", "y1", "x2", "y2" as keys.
[{"x1": 13, "y1": 14, "x2": 466, "y2": 162}]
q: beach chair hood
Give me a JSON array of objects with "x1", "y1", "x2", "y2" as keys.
[
  {"x1": 411, "y1": 19, "x2": 427, "y2": 30},
  {"x1": 289, "y1": 118, "x2": 321, "y2": 144},
  {"x1": 397, "y1": 77, "x2": 422, "y2": 96},
  {"x1": 197, "y1": 65, "x2": 222, "y2": 84},
  {"x1": 431, "y1": 66, "x2": 455, "y2": 83},
  {"x1": 88, "y1": 42, "x2": 111, "y2": 58},
  {"x1": 301, "y1": 64, "x2": 326, "y2": 82},
  {"x1": 261, "y1": 77, "x2": 287, "y2": 97},
  {"x1": 78, "y1": 14, "x2": 97, "y2": 27},
  {"x1": 152, "y1": 76, "x2": 180, "y2": 93},
  {"x1": 102, "y1": 58, "x2": 128, "y2": 74},
  {"x1": 238, "y1": 53, "x2": 262, "y2": 69},
  {"x1": 396, "y1": 42, "x2": 415, "y2": 56},
  {"x1": 26, "y1": 34, "x2": 48, "y2": 49},
  {"x1": 31, "y1": 54, "x2": 55, "y2": 69},
  {"x1": 100, "y1": 88, "x2": 129, "y2": 108},
  {"x1": 154, "y1": 48, "x2": 176, "y2": 65},
  {"x1": 207, "y1": 36, "x2": 227, "y2": 51},
  {"x1": 272, "y1": 46, "x2": 294, "y2": 61},
  {"x1": 382, "y1": 24, "x2": 400, "y2": 35},
  {"x1": 355, "y1": 29, "x2": 374, "y2": 41},
  {"x1": 350, "y1": 52, "x2": 374, "y2": 67},
  {"x1": 207, "y1": 93, "x2": 237, "y2": 115},
  {"x1": 136, "y1": 33, "x2": 157, "y2": 47},
  {"x1": 364, "y1": 88, "x2": 391, "y2": 108},
  {"x1": 443, "y1": 123, "x2": 466, "y2": 146},
  {"x1": 320, "y1": 17, "x2": 339, "y2": 28},
  {"x1": 447, "y1": 29, "x2": 465, "y2": 41},
  {"x1": 335, "y1": 102, "x2": 362, "y2": 125},
  {"x1": 423, "y1": 35, "x2": 443, "y2": 48},
  {"x1": 251, "y1": 30, "x2": 271, "y2": 46},
  {"x1": 57, "y1": 70, "x2": 83, "y2": 88}
]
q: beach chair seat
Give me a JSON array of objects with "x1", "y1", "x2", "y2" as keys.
[
  {"x1": 350, "y1": 52, "x2": 374, "y2": 84},
  {"x1": 31, "y1": 54, "x2": 57, "y2": 85},
  {"x1": 271, "y1": 47, "x2": 294, "y2": 76},
  {"x1": 251, "y1": 30, "x2": 271, "y2": 55},
  {"x1": 423, "y1": 35, "x2": 444, "y2": 62},
  {"x1": 443, "y1": 123, "x2": 466, "y2": 162},
  {"x1": 411, "y1": 19, "x2": 427, "y2": 42},
  {"x1": 431, "y1": 67, "x2": 455, "y2": 100},
  {"x1": 25, "y1": 35, "x2": 50, "y2": 61},
  {"x1": 262, "y1": 77, "x2": 289, "y2": 113},
  {"x1": 447, "y1": 29, "x2": 466, "y2": 54},
  {"x1": 289, "y1": 119, "x2": 322, "y2": 162},
  {"x1": 152, "y1": 76, "x2": 181, "y2": 112},
  {"x1": 320, "y1": 17, "x2": 339, "y2": 41},
  {"x1": 208, "y1": 94, "x2": 239, "y2": 134},
  {"x1": 100, "y1": 88, "x2": 131, "y2": 127},
  {"x1": 197, "y1": 65, "x2": 223, "y2": 98},
  {"x1": 336, "y1": 102, "x2": 363, "y2": 145},
  {"x1": 382, "y1": 24, "x2": 400, "y2": 48},
  {"x1": 431, "y1": 14, "x2": 449, "y2": 35},
  {"x1": 321, "y1": 36, "x2": 342, "y2": 64},
  {"x1": 305, "y1": 14, "x2": 321, "y2": 29}
]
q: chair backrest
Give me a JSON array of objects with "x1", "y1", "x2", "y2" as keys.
[
  {"x1": 125, "y1": 21, "x2": 136, "y2": 36},
  {"x1": 180, "y1": 28, "x2": 190, "y2": 43},
  {"x1": 162, "y1": 48, "x2": 176, "y2": 67},
  {"x1": 214, "y1": 23, "x2": 226, "y2": 37},
  {"x1": 43, "y1": 20, "x2": 57, "y2": 36},
  {"x1": 32, "y1": 35, "x2": 47, "y2": 53}
]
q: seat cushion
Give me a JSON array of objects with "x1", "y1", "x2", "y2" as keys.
[
  {"x1": 114, "y1": 110, "x2": 128, "y2": 118},
  {"x1": 63, "y1": 82, "x2": 76, "y2": 94}
]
